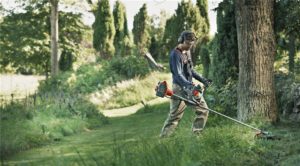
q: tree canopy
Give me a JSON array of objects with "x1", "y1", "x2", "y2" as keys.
[
  {"x1": 0, "y1": 2, "x2": 85, "y2": 74},
  {"x1": 93, "y1": 0, "x2": 115, "y2": 59}
]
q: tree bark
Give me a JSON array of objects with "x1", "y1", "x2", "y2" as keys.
[
  {"x1": 50, "y1": 0, "x2": 59, "y2": 77},
  {"x1": 235, "y1": 0, "x2": 278, "y2": 122}
]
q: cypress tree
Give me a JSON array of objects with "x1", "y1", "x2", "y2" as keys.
[
  {"x1": 93, "y1": 0, "x2": 115, "y2": 59},
  {"x1": 196, "y1": 0, "x2": 210, "y2": 75},
  {"x1": 162, "y1": 0, "x2": 206, "y2": 63},
  {"x1": 132, "y1": 4, "x2": 151, "y2": 52},
  {"x1": 113, "y1": 0, "x2": 131, "y2": 56},
  {"x1": 211, "y1": 0, "x2": 238, "y2": 87},
  {"x1": 196, "y1": 0, "x2": 210, "y2": 32}
]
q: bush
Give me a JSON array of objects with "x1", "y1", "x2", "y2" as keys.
[
  {"x1": 206, "y1": 79, "x2": 238, "y2": 117},
  {"x1": 275, "y1": 72, "x2": 300, "y2": 115},
  {"x1": 107, "y1": 55, "x2": 150, "y2": 78}
]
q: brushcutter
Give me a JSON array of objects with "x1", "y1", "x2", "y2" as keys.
[{"x1": 155, "y1": 81, "x2": 278, "y2": 140}]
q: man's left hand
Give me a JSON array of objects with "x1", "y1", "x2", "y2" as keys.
[{"x1": 204, "y1": 79, "x2": 213, "y2": 88}]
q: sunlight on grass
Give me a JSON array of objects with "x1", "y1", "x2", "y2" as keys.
[{"x1": 89, "y1": 71, "x2": 171, "y2": 109}]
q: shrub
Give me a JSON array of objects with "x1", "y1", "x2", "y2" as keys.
[
  {"x1": 107, "y1": 55, "x2": 150, "y2": 78},
  {"x1": 275, "y1": 72, "x2": 300, "y2": 115}
]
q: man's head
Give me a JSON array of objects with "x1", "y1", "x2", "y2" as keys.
[{"x1": 177, "y1": 30, "x2": 197, "y2": 50}]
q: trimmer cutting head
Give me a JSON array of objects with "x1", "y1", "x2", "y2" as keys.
[{"x1": 255, "y1": 131, "x2": 280, "y2": 140}]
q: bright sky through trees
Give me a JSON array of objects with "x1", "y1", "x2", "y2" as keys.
[{"x1": 1, "y1": 0, "x2": 222, "y2": 35}]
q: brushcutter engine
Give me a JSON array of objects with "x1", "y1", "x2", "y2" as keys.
[
  {"x1": 155, "y1": 81, "x2": 202, "y2": 99},
  {"x1": 155, "y1": 81, "x2": 173, "y2": 97}
]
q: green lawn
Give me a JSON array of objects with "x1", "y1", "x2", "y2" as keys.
[{"x1": 4, "y1": 101, "x2": 300, "y2": 166}]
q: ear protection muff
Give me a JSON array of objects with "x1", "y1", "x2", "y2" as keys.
[{"x1": 177, "y1": 31, "x2": 185, "y2": 44}]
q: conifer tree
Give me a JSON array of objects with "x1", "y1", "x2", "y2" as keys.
[
  {"x1": 196, "y1": 0, "x2": 210, "y2": 32},
  {"x1": 196, "y1": 0, "x2": 210, "y2": 74},
  {"x1": 93, "y1": 0, "x2": 115, "y2": 58},
  {"x1": 163, "y1": 0, "x2": 205, "y2": 63},
  {"x1": 132, "y1": 4, "x2": 151, "y2": 52},
  {"x1": 211, "y1": 0, "x2": 238, "y2": 87},
  {"x1": 113, "y1": 0, "x2": 131, "y2": 56}
]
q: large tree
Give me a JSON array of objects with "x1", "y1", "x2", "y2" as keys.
[
  {"x1": 235, "y1": 0, "x2": 278, "y2": 122},
  {"x1": 93, "y1": 0, "x2": 115, "y2": 59},
  {"x1": 0, "y1": 1, "x2": 85, "y2": 75},
  {"x1": 132, "y1": 4, "x2": 151, "y2": 52}
]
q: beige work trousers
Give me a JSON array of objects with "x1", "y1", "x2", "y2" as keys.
[{"x1": 160, "y1": 83, "x2": 209, "y2": 137}]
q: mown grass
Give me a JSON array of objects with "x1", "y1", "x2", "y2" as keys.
[
  {"x1": 4, "y1": 102, "x2": 300, "y2": 165},
  {"x1": 0, "y1": 56, "x2": 163, "y2": 159}
]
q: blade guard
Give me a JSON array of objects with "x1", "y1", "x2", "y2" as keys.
[{"x1": 155, "y1": 81, "x2": 173, "y2": 97}]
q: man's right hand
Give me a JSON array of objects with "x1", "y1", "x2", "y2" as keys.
[
  {"x1": 183, "y1": 85, "x2": 194, "y2": 100},
  {"x1": 183, "y1": 84, "x2": 202, "y2": 101}
]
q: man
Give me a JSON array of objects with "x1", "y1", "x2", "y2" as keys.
[{"x1": 160, "y1": 30, "x2": 212, "y2": 137}]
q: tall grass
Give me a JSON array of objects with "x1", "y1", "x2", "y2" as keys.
[
  {"x1": 0, "y1": 93, "x2": 108, "y2": 159},
  {"x1": 91, "y1": 72, "x2": 171, "y2": 109}
]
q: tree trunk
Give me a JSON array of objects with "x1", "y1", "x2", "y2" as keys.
[
  {"x1": 50, "y1": 0, "x2": 59, "y2": 77},
  {"x1": 235, "y1": 0, "x2": 278, "y2": 122},
  {"x1": 288, "y1": 34, "x2": 295, "y2": 74}
]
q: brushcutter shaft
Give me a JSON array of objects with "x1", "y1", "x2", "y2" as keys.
[{"x1": 171, "y1": 94, "x2": 263, "y2": 133}]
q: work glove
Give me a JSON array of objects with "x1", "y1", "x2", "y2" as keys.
[
  {"x1": 203, "y1": 79, "x2": 213, "y2": 88},
  {"x1": 183, "y1": 84, "x2": 203, "y2": 102},
  {"x1": 183, "y1": 85, "x2": 194, "y2": 100}
]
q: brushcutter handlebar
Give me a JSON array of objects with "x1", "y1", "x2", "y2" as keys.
[{"x1": 155, "y1": 81, "x2": 203, "y2": 98}]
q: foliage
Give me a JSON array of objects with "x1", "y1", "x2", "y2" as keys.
[
  {"x1": 107, "y1": 55, "x2": 150, "y2": 78},
  {"x1": 275, "y1": 72, "x2": 300, "y2": 115},
  {"x1": 199, "y1": 44, "x2": 210, "y2": 78},
  {"x1": 93, "y1": 0, "x2": 115, "y2": 58},
  {"x1": 196, "y1": 0, "x2": 209, "y2": 31},
  {"x1": 211, "y1": 0, "x2": 238, "y2": 87},
  {"x1": 206, "y1": 79, "x2": 238, "y2": 119},
  {"x1": 95, "y1": 72, "x2": 170, "y2": 109},
  {"x1": 275, "y1": 0, "x2": 300, "y2": 74},
  {"x1": 132, "y1": 4, "x2": 151, "y2": 50},
  {"x1": 195, "y1": 0, "x2": 210, "y2": 65},
  {"x1": 148, "y1": 11, "x2": 169, "y2": 60},
  {"x1": 162, "y1": 0, "x2": 206, "y2": 63},
  {"x1": 38, "y1": 55, "x2": 151, "y2": 96},
  {"x1": 59, "y1": 50, "x2": 74, "y2": 71},
  {"x1": 0, "y1": 2, "x2": 85, "y2": 74},
  {"x1": 0, "y1": 5, "x2": 49, "y2": 74},
  {"x1": 0, "y1": 95, "x2": 108, "y2": 158},
  {"x1": 113, "y1": 0, "x2": 132, "y2": 57}
]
